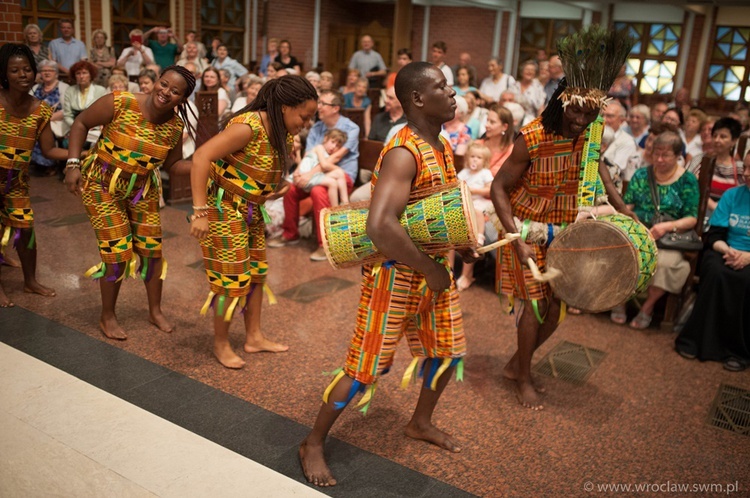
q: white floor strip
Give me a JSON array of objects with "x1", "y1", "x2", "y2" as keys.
[{"x1": 0, "y1": 343, "x2": 323, "y2": 497}]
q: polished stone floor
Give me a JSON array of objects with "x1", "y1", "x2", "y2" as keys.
[{"x1": 1, "y1": 176, "x2": 748, "y2": 497}]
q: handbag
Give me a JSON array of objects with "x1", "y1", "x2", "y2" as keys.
[{"x1": 646, "y1": 167, "x2": 703, "y2": 252}]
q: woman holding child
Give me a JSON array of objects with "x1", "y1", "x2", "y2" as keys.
[{"x1": 190, "y1": 75, "x2": 319, "y2": 369}]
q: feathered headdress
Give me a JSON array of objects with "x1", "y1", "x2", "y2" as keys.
[{"x1": 556, "y1": 25, "x2": 634, "y2": 109}]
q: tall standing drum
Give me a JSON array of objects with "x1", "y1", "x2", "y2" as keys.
[
  {"x1": 546, "y1": 214, "x2": 657, "y2": 312},
  {"x1": 320, "y1": 182, "x2": 478, "y2": 269}
]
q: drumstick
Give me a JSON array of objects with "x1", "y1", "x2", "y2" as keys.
[
  {"x1": 527, "y1": 258, "x2": 562, "y2": 282},
  {"x1": 475, "y1": 233, "x2": 521, "y2": 254}
]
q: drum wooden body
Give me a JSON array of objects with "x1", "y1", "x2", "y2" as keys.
[
  {"x1": 546, "y1": 214, "x2": 657, "y2": 312},
  {"x1": 320, "y1": 182, "x2": 478, "y2": 269}
]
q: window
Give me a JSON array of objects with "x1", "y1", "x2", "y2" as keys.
[
  {"x1": 200, "y1": 0, "x2": 245, "y2": 63},
  {"x1": 21, "y1": 0, "x2": 75, "y2": 42},
  {"x1": 519, "y1": 18, "x2": 581, "y2": 64},
  {"x1": 112, "y1": 0, "x2": 171, "y2": 57},
  {"x1": 615, "y1": 22, "x2": 682, "y2": 95},
  {"x1": 705, "y1": 26, "x2": 750, "y2": 102}
]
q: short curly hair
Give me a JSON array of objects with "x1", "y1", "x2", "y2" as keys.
[{"x1": 69, "y1": 60, "x2": 98, "y2": 82}]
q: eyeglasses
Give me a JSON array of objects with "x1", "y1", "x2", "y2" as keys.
[{"x1": 318, "y1": 102, "x2": 337, "y2": 107}]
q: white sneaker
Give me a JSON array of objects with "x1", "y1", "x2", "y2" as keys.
[{"x1": 310, "y1": 247, "x2": 328, "y2": 261}]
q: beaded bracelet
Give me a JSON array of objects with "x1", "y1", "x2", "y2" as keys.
[
  {"x1": 192, "y1": 204, "x2": 210, "y2": 211},
  {"x1": 66, "y1": 158, "x2": 81, "y2": 166},
  {"x1": 65, "y1": 163, "x2": 81, "y2": 170}
]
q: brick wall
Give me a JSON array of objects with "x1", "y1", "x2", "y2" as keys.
[{"x1": 0, "y1": 0, "x2": 24, "y2": 43}]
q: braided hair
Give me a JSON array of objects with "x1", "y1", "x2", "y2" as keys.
[
  {"x1": 0, "y1": 43, "x2": 37, "y2": 89},
  {"x1": 159, "y1": 64, "x2": 208, "y2": 146},
  {"x1": 232, "y1": 75, "x2": 318, "y2": 175},
  {"x1": 540, "y1": 77, "x2": 567, "y2": 135}
]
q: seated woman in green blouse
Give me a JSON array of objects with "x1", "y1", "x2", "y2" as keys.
[{"x1": 622, "y1": 131, "x2": 699, "y2": 329}]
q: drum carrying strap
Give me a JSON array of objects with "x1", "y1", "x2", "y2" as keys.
[{"x1": 576, "y1": 115, "x2": 606, "y2": 209}]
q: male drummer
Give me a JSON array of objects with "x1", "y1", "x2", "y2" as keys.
[
  {"x1": 491, "y1": 27, "x2": 635, "y2": 410},
  {"x1": 300, "y1": 62, "x2": 476, "y2": 487}
]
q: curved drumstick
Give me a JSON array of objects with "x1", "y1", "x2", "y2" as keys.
[
  {"x1": 475, "y1": 232, "x2": 521, "y2": 255},
  {"x1": 527, "y1": 258, "x2": 562, "y2": 282}
]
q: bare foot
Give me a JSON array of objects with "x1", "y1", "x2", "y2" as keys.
[
  {"x1": 404, "y1": 421, "x2": 461, "y2": 452},
  {"x1": 515, "y1": 380, "x2": 544, "y2": 411},
  {"x1": 456, "y1": 275, "x2": 474, "y2": 292},
  {"x1": 213, "y1": 341, "x2": 245, "y2": 369},
  {"x1": 23, "y1": 280, "x2": 56, "y2": 297},
  {"x1": 244, "y1": 336, "x2": 289, "y2": 354},
  {"x1": 148, "y1": 311, "x2": 174, "y2": 333},
  {"x1": 0, "y1": 287, "x2": 14, "y2": 308},
  {"x1": 299, "y1": 440, "x2": 337, "y2": 487},
  {"x1": 100, "y1": 317, "x2": 127, "y2": 340},
  {"x1": 2, "y1": 253, "x2": 20, "y2": 268},
  {"x1": 502, "y1": 362, "x2": 546, "y2": 393}
]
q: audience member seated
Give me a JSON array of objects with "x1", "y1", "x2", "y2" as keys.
[
  {"x1": 626, "y1": 104, "x2": 651, "y2": 149},
  {"x1": 686, "y1": 117, "x2": 717, "y2": 177},
  {"x1": 675, "y1": 153, "x2": 750, "y2": 372},
  {"x1": 478, "y1": 57, "x2": 516, "y2": 104},
  {"x1": 684, "y1": 108, "x2": 707, "y2": 160},
  {"x1": 319, "y1": 71, "x2": 334, "y2": 91},
  {"x1": 707, "y1": 117, "x2": 745, "y2": 218},
  {"x1": 177, "y1": 41, "x2": 209, "y2": 73},
  {"x1": 305, "y1": 71, "x2": 321, "y2": 93},
  {"x1": 343, "y1": 77, "x2": 372, "y2": 137},
  {"x1": 348, "y1": 35, "x2": 387, "y2": 88},
  {"x1": 368, "y1": 85, "x2": 406, "y2": 142},
  {"x1": 274, "y1": 39, "x2": 301, "y2": 74},
  {"x1": 503, "y1": 101, "x2": 525, "y2": 133},
  {"x1": 144, "y1": 26, "x2": 181, "y2": 70},
  {"x1": 651, "y1": 100, "x2": 668, "y2": 126},
  {"x1": 670, "y1": 87, "x2": 692, "y2": 120},
  {"x1": 499, "y1": 90, "x2": 533, "y2": 127},
  {"x1": 110, "y1": 65, "x2": 140, "y2": 93},
  {"x1": 510, "y1": 60, "x2": 545, "y2": 117},
  {"x1": 452, "y1": 67, "x2": 477, "y2": 97},
  {"x1": 620, "y1": 132, "x2": 699, "y2": 329},
  {"x1": 107, "y1": 74, "x2": 128, "y2": 93},
  {"x1": 339, "y1": 68, "x2": 359, "y2": 95},
  {"x1": 544, "y1": 55, "x2": 563, "y2": 104},
  {"x1": 89, "y1": 29, "x2": 115, "y2": 87},
  {"x1": 385, "y1": 48, "x2": 412, "y2": 89},
  {"x1": 430, "y1": 41, "x2": 453, "y2": 86},
  {"x1": 24, "y1": 24, "x2": 49, "y2": 72},
  {"x1": 627, "y1": 121, "x2": 680, "y2": 178},
  {"x1": 137, "y1": 68, "x2": 157, "y2": 94},
  {"x1": 259, "y1": 37, "x2": 279, "y2": 77},
  {"x1": 30, "y1": 60, "x2": 68, "y2": 176},
  {"x1": 265, "y1": 62, "x2": 285, "y2": 80},
  {"x1": 451, "y1": 52, "x2": 478, "y2": 88},
  {"x1": 455, "y1": 142, "x2": 493, "y2": 290},
  {"x1": 200, "y1": 67, "x2": 231, "y2": 118},
  {"x1": 48, "y1": 18, "x2": 88, "y2": 79},
  {"x1": 218, "y1": 68, "x2": 237, "y2": 102},
  {"x1": 268, "y1": 90, "x2": 359, "y2": 261},
  {"x1": 117, "y1": 30, "x2": 154, "y2": 81},
  {"x1": 538, "y1": 60, "x2": 550, "y2": 87},
  {"x1": 211, "y1": 45, "x2": 248, "y2": 89},
  {"x1": 464, "y1": 90, "x2": 487, "y2": 139},
  {"x1": 180, "y1": 30, "x2": 207, "y2": 60},
  {"x1": 476, "y1": 104, "x2": 513, "y2": 176},
  {"x1": 442, "y1": 95, "x2": 471, "y2": 156},
  {"x1": 63, "y1": 60, "x2": 106, "y2": 148},
  {"x1": 296, "y1": 129, "x2": 350, "y2": 206},
  {"x1": 602, "y1": 100, "x2": 639, "y2": 194},
  {"x1": 231, "y1": 75, "x2": 263, "y2": 113},
  {"x1": 608, "y1": 64, "x2": 634, "y2": 110}
]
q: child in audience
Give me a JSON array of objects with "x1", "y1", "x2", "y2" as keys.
[
  {"x1": 296, "y1": 129, "x2": 350, "y2": 206},
  {"x1": 455, "y1": 142, "x2": 493, "y2": 290}
]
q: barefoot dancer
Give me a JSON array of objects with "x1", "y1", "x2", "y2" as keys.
[
  {"x1": 490, "y1": 26, "x2": 635, "y2": 410},
  {"x1": 65, "y1": 65, "x2": 197, "y2": 340},
  {"x1": 189, "y1": 75, "x2": 318, "y2": 369},
  {"x1": 300, "y1": 62, "x2": 476, "y2": 487},
  {"x1": 0, "y1": 44, "x2": 66, "y2": 308}
]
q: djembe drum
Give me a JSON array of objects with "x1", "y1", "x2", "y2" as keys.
[
  {"x1": 546, "y1": 214, "x2": 657, "y2": 312},
  {"x1": 320, "y1": 181, "x2": 478, "y2": 269}
]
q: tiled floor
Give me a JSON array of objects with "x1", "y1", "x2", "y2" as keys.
[{"x1": 1, "y1": 175, "x2": 749, "y2": 497}]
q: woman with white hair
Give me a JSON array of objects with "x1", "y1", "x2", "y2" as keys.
[
  {"x1": 510, "y1": 60, "x2": 545, "y2": 117},
  {"x1": 23, "y1": 24, "x2": 49, "y2": 71},
  {"x1": 30, "y1": 60, "x2": 69, "y2": 175}
]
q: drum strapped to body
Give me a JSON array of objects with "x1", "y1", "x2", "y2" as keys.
[
  {"x1": 546, "y1": 214, "x2": 657, "y2": 313},
  {"x1": 320, "y1": 181, "x2": 478, "y2": 269}
]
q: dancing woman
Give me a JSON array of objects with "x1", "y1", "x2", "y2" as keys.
[
  {"x1": 0, "y1": 44, "x2": 66, "y2": 307},
  {"x1": 189, "y1": 75, "x2": 318, "y2": 368},
  {"x1": 65, "y1": 65, "x2": 197, "y2": 340}
]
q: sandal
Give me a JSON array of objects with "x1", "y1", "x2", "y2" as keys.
[
  {"x1": 629, "y1": 311, "x2": 652, "y2": 330},
  {"x1": 610, "y1": 304, "x2": 627, "y2": 325},
  {"x1": 723, "y1": 357, "x2": 748, "y2": 372}
]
